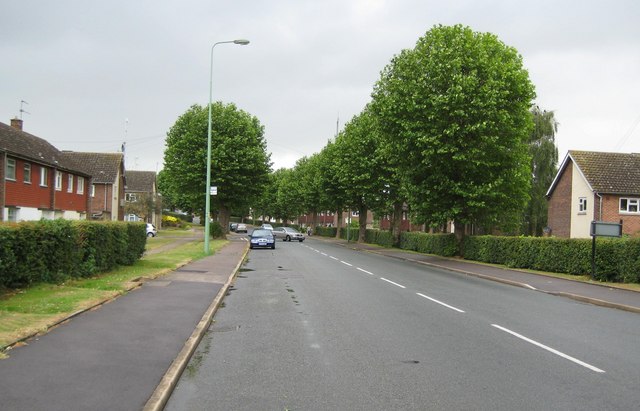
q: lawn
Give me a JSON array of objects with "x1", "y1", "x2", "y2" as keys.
[{"x1": 0, "y1": 238, "x2": 227, "y2": 352}]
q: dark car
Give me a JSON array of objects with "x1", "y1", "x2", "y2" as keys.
[
  {"x1": 230, "y1": 223, "x2": 238, "y2": 232},
  {"x1": 249, "y1": 229, "x2": 276, "y2": 249},
  {"x1": 272, "y1": 226, "x2": 305, "y2": 242}
]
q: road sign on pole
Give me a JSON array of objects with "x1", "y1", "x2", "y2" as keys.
[{"x1": 210, "y1": 186, "x2": 217, "y2": 195}]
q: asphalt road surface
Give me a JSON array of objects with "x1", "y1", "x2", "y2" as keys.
[{"x1": 166, "y1": 237, "x2": 640, "y2": 410}]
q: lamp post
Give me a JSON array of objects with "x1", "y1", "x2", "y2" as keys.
[{"x1": 204, "y1": 39, "x2": 250, "y2": 254}]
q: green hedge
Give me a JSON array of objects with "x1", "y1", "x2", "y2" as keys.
[
  {"x1": 0, "y1": 220, "x2": 146, "y2": 289},
  {"x1": 463, "y1": 235, "x2": 640, "y2": 283},
  {"x1": 365, "y1": 229, "x2": 394, "y2": 248},
  {"x1": 399, "y1": 232, "x2": 459, "y2": 257},
  {"x1": 315, "y1": 226, "x2": 337, "y2": 237}
]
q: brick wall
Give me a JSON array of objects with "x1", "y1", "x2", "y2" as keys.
[
  {"x1": 601, "y1": 195, "x2": 640, "y2": 236},
  {"x1": 547, "y1": 162, "x2": 573, "y2": 238},
  {"x1": 5, "y1": 158, "x2": 52, "y2": 209},
  {"x1": 90, "y1": 183, "x2": 113, "y2": 218}
]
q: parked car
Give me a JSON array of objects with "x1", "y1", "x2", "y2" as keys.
[
  {"x1": 236, "y1": 223, "x2": 247, "y2": 233},
  {"x1": 261, "y1": 223, "x2": 274, "y2": 231},
  {"x1": 272, "y1": 226, "x2": 305, "y2": 242},
  {"x1": 146, "y1": 223, "x2": 157, "y2": 237},
  {"x1": 249, "y1": 229, "x2": 276, "y2": 249},
  {"x1": 230, "y1": 223, "x2": 238, "y2": 232}
]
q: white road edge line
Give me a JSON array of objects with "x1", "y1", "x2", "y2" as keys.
[
  {"x1": 357, "y1": 267, "x2": 374, "y2": 276},
  {"x1": 340, "y1": 261, "x2": 353, "y2": 267},
  {"x1": 329, "y1": 256, "x2": 339, "y2": 261},
  {"x1": 321, "y1": 252, "x2": 328, "y2": 256},
  {"x1": 491, "y1": 324, "x2": 605, "y2": 373},
  {"x1": 380, "y1": 277, "x2": 406, "y2": 289},
  {"x1": 416, "y1": 293, "x2": 465, "y2": 313}
]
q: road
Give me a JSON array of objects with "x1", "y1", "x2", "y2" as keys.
[{"x1": 166, "y1": 237, "x2": 640, "y2": 410}]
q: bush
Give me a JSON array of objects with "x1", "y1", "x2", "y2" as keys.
[
  {"x1": 0, "y1": 220, "x2": 147, "y2": 289},
  {"x1": 399, "y1": 232, "x2": 458, "y2": 257},
  {"x1": 209, "y1": 221, "x2": 225, "y2": 239},
  {"x1": 315, "y1": 226, "x2": 337, "y2": 237}
]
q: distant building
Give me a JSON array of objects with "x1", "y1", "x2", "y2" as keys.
[
  {"x1": 546, "y1": 150, "x2": 640, "y2": 238},
  {"x1": 0, "y1": 119, "x2": 91, "y2": 221},
  {"x1": 61, "y1": 152, "x2": 126, "y2": 221},
  {"x1": 124, "y1": 170, "x2": 160, "y2": 226}
]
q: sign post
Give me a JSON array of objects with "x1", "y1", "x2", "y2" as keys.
[{"x1": 589, "y1": 220, "x2": 622, "y2": 279}]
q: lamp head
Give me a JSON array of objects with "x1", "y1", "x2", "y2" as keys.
[{"x1": 234, "y1": 39, "x2": 250, "y2": 45}]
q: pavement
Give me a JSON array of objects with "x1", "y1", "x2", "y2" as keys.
[{"x1": 1, "y1": 233, "x2": 639, "y2": 411}]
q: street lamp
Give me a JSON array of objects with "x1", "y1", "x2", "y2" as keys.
[{"x1": 204, "y1": 39, "x2": 250, "y2": 254}]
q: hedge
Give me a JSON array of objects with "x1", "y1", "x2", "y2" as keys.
[
  {"x1": 0, "y1": 220, "x2": 147, "y2": 289},
  {"x1": 463, "y1": 235, "x2": 640, "y2": 283},
  {"x1": 399, "y1": 232, "x2": 458, "y2": 257}
]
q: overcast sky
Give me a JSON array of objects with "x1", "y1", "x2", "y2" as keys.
[{"x1": 2, "y1": 0, "x2": 639, "y2": 173}]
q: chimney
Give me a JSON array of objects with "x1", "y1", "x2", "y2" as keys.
[{"x1": 10, "y1": 118, "x2": 23, "y2": 131}]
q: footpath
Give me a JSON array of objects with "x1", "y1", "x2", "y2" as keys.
[
  {"x1": 318, "y1": 236, "x2": 640, "y2": 314},
  {"x1": 0, "y1": 237, "x2": 249, "y2": 411}
]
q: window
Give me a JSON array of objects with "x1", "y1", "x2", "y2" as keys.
[
  {"x1": 125, "y1": 193, "x2": 138, "y2": 202},
  {"x1": 6, "y1": 158, "x2": 16, "y2": 180},
  {"x1": 578, "y1": 197, "x2": 587, "y2": 213},
  {"x1": 67, "y1": 174, "x2": 74, "y2": 193},
  {"x1": 91, "y1": 184, "x2": 96, "y2": 197},
  {"x1": 24, "y1": 163, "x2": 31, "y2": 183},
  {"x1": 620, "y1": 198, "x2": 640, "y2": 213},
  {"x1": 55, "y1": 171, "x2": 63, "y2": 191},
  {"x1": 77, "y1": 176, "x2": 85, "y2": 194},
  {"x1": 7, "y1": 207, "x2": 18, "y2": 222},
  {"x1": 351, "y1": 210, "x2": 359, "y2": 217},
  {"x1": 40, "y1": 167, "x2": 48, "y2": 186}
]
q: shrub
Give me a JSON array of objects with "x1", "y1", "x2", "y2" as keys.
[
  {"x1": 365, "y1": 229, "x2": 394, "y2": 248},
  {"x1": 315, "y1": 226, "x2": 337, "y2": 237},
  {"x1": 209, "y1": 221, "x2": 225, "y2": 239},
  {"x1": 400, "y1": 232, "x2": 458, "y2": 257}
]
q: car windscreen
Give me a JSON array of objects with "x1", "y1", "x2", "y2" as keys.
[{"x1": 252, "y1": 229, "x2": 272, "y2": 237}]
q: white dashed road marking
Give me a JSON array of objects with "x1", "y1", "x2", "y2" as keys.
[
  {"x1": 416, "y1": 293, "x2": 465, "y2": 313},
  {"x1": 380, "y1": 278, "x2": 406, "y2": 289}
]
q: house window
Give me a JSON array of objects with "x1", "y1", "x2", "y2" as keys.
[
  {"x1": 578, "y1": 197, "x2": 587, "y2": 213},
  {"x1": 24, "y1": 163, "x2": 31, "y2": 183},
  {"x1": 7, "y1": 207, "x2": 18, "y2": 222},
  {"x1": 55, "y1": 171, "x2": 63, "y2": 191},
  {"x1": 67, "y1": 174, "x2": 74, "y2": 193},
  {"x1": 125, "y1": 193, "x2": 138, "y2": 202},
  {"x1": 91, "y1": 184, "x2": 96, "y2": 197},
  {"x1": 352, "y1": 210, "x2": 359, "y2": 217},
  {"x1": 6, "y1": 158, "x2": 16, "y2": 180},
  {"x1": 40, "y1": 167, "x2": 48, "y2": 186},
  {"x1": 620, "y1": 198, "x2": 640, "y2": 213},
  {"x1": 77, "y1": 177, "x2": 85, "y2": 194}
]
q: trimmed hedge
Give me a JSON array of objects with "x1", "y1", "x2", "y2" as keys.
[
  {"x1": 0, "y1": 220, "x2": 146, "y2": 288},
  {"x1": 399, "y1": 232, "x2": 458, "y2": 257},
  {"x1": 365, "y1": 229, "x2": 394, "y2": 248},
  {"x1": 463, "y1": 235, "x2": 640, "y2": 283},
  {"x1": 315, "y1": 226, "x2": 337, "y2": 237}
]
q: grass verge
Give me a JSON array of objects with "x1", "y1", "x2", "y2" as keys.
[{"x1": 0, "y1": 238, "x2": 227, "y2": 352}]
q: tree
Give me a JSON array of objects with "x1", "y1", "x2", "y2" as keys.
[
  {"x1": 295, "y1": 154, "x2": 324, "y2": 228},
  {"x1": 333, "y1": 107, "x2": 388, "y2": 242},
  {"x1": 522, "y1": 106, "x2": 558, "y2": 236},
  {"x1": 316, "y1": 141, "x2": 348, "y2": 236},
  {"x1": 162, "y1": 102, "x2": 271, "y2": 231},
  {"x1": 124, "y1": 192, "x2": 161, "y2": 223},
  {"x1": 371, "y1": 24, "x2": 536, "y2": 241}
]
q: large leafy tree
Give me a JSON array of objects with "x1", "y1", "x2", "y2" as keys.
[
  {"x1": 371, "y1": 24, "x2": 536, "y2": 239},
  {"x1": 316, "y1": 141, "x2": 348, "y2": 236},
  {"x1": 295, "y1": 154, "x2": 324, "y2": 228},
  {"x1": 522, "y1": 106, "x2": 558, "y2": 236},
  {"x1": 333, "y1": 106, "x2": 388, "y2": 242},
  {"x1": 162, "y1": 102, "x2": 271, "y2": 230}
]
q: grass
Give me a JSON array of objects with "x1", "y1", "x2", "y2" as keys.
[{"x1": 0, "y1": 237, "x2": 227, "y2": 351}]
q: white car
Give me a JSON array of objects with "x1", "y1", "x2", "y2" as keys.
[
  {"x1": 261, "y1": 223, "x2": 274, "y2": 231},
  {"x1": 146, "y1": 223, "x2": 157, "y2": 237},
  {"x1": 271, "y1": 227, "x2": 305, "y2": 242}
]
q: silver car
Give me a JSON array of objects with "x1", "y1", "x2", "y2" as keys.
[{"x1": 271, "y1": 227, "x2": 305, "y2": 242}]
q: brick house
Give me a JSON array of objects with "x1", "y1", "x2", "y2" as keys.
[
  {"x1": 546, "y1": 150, "x2": 640, "y2": 238},
  {"x1": 0, "y1": 119, "x2": 91, "y2": 221},
  {"x1": 61, "y1": 152, "x2": 125, "y2": 221},
  {"x1": 124, "y1": 170, "x2": 160, "y2": 226}
]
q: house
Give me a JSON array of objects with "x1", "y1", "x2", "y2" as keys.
[
  {"x1": 60, "y1": 151, "x2": 125, "y2": 221},
  {"x1": 0, "y1": 119, "x2": 91, "y2": 221},
  {"x1": 124, "y1": 170, "x2": 160, "y2": 226},
  {"x1": 546, "y1": 150, "x2": 640, "y2": 238}
]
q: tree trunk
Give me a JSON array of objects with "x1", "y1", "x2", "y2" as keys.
[
  {"x1": 219, "y1": 204, "x2": 231, "y2": 234},
  {"x1": 335, "y1": 210, "x2": 342, "y2": 239},
  {"x1": 454, "y1": 220, "x2": 465, "y2": 255},
  {"x1": 391, "y1": 202, "x2": 403, "y2": 246},
  {"x1": 358, "y1": 204, "x2": 367, "y2": 243}
]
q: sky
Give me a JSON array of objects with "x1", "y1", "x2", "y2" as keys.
[{"x1": 1, "y1": 0, "x2": 639, "y2": 173}]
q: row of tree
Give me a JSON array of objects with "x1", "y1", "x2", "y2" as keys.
[
  {"x1": 257, "y1": 25, "x2": 559, "y2": 242},
  {"x1": 159, "y1": 25, "x2": 558, "y2": 243}
]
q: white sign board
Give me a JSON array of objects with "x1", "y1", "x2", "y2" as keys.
[{"x1": 210, "y1": 186, "x2": 217, "y2": 195}]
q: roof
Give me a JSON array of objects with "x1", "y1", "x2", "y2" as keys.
[
  {"x1": 60, "y1": 152, "x2": 124, "y2": 184},
  {"x1": 125, "y1": 170, "x2": 156, "y2": 192},
  {"x1": 547, "y1": 150, "x2": 640, "y2": 196},
  {"x1": 0, "y1": 122, "x2": 88, "y2": 175}
]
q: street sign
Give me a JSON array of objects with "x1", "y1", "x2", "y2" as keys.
[
  {"x1": 210, "y1": 186, "x2": 217, "y2": 195},
  {"x1": 590, "y1": 221, "x2": 622, "y2": 238}
]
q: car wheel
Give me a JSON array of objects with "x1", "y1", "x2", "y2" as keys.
[
  {"x1": 147, "y1": 232, "x2": 154, "y2": 237},
  {"x1": 249, "y1": 245, "x2": 254, "y2": 249},
  {"x1": 299, "y1": 239, "x2": 304, "y2": 242},
  {"x1": 271, "y1": 244, "x2": 275, "y2": 249},
  {"x1": 286, "y1": 235, "x2": 291, "y2": 241}
]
